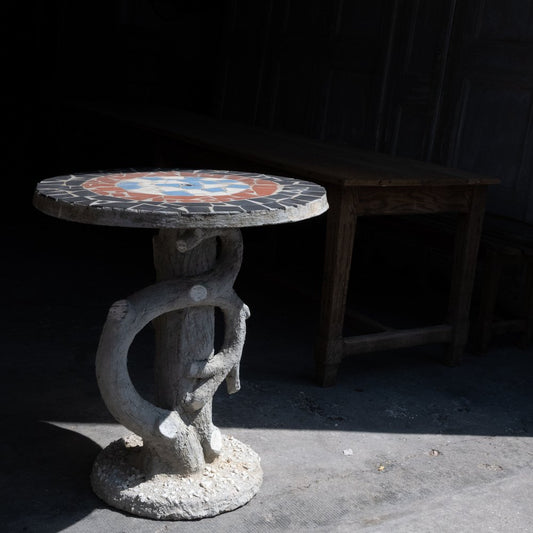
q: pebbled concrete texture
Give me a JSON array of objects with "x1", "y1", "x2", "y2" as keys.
[{"x1": 2, "y1": 219, "x2": 533, "y2": 532}]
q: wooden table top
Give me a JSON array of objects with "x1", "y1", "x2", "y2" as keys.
[
  {"x1": 72, "y1": 101, "x2": 500, "y2": 189},
  {"x1": 33, "y1": 169, "x2": 328, "y2": 229}
]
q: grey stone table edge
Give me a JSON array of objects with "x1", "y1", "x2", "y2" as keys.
[{"x1": 32, "y1": 169, "x2": 328, "y2": 228}]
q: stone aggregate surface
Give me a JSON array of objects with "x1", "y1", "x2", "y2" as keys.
[
  {"x1": 2, "y1": 219, "x2": 533, "y2": 532},
  {"x1": 91, "y1": 434, "x2": 262, "y2": 520}
]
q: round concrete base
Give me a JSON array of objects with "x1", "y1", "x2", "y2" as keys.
[{"x1": 91, "y1": 434, "x2": 262, "y2": 520}]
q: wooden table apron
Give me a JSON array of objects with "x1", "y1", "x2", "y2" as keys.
[{"x1": 315, "y1": 182, "x2": 489, "y2": 387}]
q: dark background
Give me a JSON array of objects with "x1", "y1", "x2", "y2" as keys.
[{"x1": 5, "y1": 1, "x2": 533, "y2": 329}]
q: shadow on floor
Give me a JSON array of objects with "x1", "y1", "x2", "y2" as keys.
[{"x1": 0, "y1": 421, "x2": 103, "y2": 532}]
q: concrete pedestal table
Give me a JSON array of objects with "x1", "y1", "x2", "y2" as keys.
[{"x1": 33, "y1": 169, "x2": 328, "y2": 520}]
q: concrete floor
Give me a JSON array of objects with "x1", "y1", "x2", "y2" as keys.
[{"x1": 2, "y1": 218, "x2": 533, "y2": 532}]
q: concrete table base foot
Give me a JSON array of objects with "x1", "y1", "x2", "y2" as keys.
[{"x1": 91, "y1": 434, "x2": 263, "y2": 520}]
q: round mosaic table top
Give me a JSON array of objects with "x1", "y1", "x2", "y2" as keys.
[{"x1": 33, "y1": 169, "x2": 328, "y2": 228}]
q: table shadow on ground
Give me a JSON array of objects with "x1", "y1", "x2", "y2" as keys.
[{"x1": 0, "y1": 421, "x2": 103, "y2": 532}]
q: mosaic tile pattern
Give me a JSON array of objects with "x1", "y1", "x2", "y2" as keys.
[
  {"x1": 35, "y1": 169, "x2": 327, "y2": 225},
  {"x1": 80, "y1": 171, "x2": 280, "y2": 204}
]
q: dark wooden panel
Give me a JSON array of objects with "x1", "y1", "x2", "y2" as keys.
[
  {"x1": 452, "y1": 82, "x2": 532, "y2": 184},
  {"x1": 260, "y1": 55, "x2": 320, "y2": 136},
  {"x1": 320, "y1": 70, "x2": 372, "y2": 145},
  {"x1": 477, "y1": 0, "x2": 533, "y2": 41},
  {"x1": 380, "y1": 0, "x2": 457, "y2": 159},
  {"x1": 317, "y1": 0, "x2": 392, "y2": 147},
  {"x1": 439, "y1": 0, "x2": 533, "y2": 222},
  {"x1": 218, "y1": 0, "x2": 393, "y2": 149}
]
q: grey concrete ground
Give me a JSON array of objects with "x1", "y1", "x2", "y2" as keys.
[{"x1": 3, "y1": 220, "x2": 532, "y2": 532}]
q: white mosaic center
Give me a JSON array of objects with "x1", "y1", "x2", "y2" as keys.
[{"x1": 117, "y1": 176, "x2": 250, "y2": 197}]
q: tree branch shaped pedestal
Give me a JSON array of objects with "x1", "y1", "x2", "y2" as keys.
[{"x1": 91, "y1": 228, "x2": 260, "y2": 519}]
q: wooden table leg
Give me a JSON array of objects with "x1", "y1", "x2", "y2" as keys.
[
  {"x1": 474, "y1": 248, "x2": 503, "y2": 354},
  {"x1": 447, "y1": 186, "x2": 487, "y2": 365},
  {"x1": 315, "y1": 186, "x2": 357, "y2": 386}
]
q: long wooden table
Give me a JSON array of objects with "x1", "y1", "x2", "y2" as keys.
[{"x1": 68, "y1": 101, "x2": 499, "y2": 386}]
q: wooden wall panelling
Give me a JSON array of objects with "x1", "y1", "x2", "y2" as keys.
[
  {"x1": 317, "y1": 0, "x2": 393, "y2": 148},
  {"x1": 438, "y1": 0, "x2": 533, "y2": 222},
  {"x1": 449, "y1": 78, "x2": 533, "y2": 220},
  {"x1": 219, "y1": 0, "x2": 395, "y2": 149},
  {"x1": 253, "y1": 0, "x2": 338, "y2": 137},
  {"x1": 379, "y1": 0, "x2": 457, "y2": 160}
]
